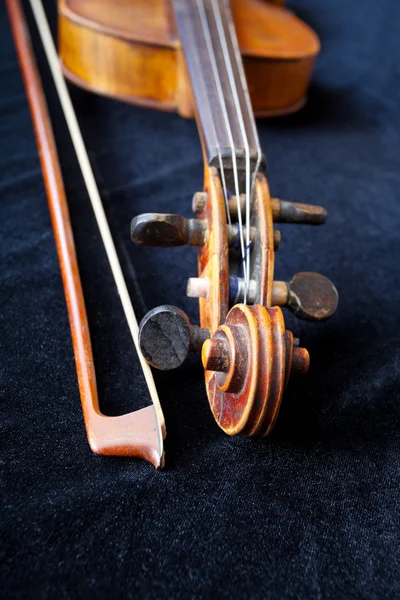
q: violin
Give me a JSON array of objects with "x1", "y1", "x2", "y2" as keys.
[{"x1": 7, "y1": 0, "x2": 338, "y2": 468}]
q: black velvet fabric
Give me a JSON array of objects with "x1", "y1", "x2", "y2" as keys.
[{"x1": 1, "y1": 1, "x2": 399, "y2": 598}]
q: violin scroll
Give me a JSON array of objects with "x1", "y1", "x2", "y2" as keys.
[
  {"x1": 203, "y1": 304, "x2": 309, "y2": 436},
  {"x1": 132, "y1": 151, "x2": 338, "y2": 438}
]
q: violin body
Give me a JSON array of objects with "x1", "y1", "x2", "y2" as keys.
[{"x1": 59, "y1": 0, "x2": 320, "y2": 118}]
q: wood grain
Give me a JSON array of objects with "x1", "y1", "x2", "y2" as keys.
[{"x1": 59, "y1": 0, "x2": 319, "y2": 118}]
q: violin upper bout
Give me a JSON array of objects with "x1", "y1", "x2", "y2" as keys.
[
  {"x1": 58, "y1": 0, "x2": 319, "y2": 118},
  {"x1": 232, "y1": 0, "x2": 320, "y2": 117},
  {"x1": 58, "y1": 0, "x2": 180, "y2": 111}
]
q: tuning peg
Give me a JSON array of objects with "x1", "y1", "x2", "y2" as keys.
[
  {"x1": 139, "y1": 305, "x2": 209, "y2": 370},
  {"x1": 226, "y1": 224, "x2": 255, "y2": 246},
  {"x1": 187, "y1": 277, "x2": 209, "y2": 299},
  {"x1": 226, "y1": 195, "x2": 326, "y2": 226},
  {"x1": 226, "y1": 225, "x2": 281, "y2": 250},
  {"x1": 132, "y1": 213, "x2": 282, "y2": 254},
  {"x1": 131, "y1": 213, "x2": 206, "y2": 247},
  {"x1": 273, "y1": 230, "x2": 281, "y2": 250},
  {"x1": 271, "y1": 198, "x2": 327, "y2": 225},
  {"x1": 192, "y1": 191, "x2": 208, "y2": 214},
  {"x1": 272, "y1": 272, "x2": 338, "y2": 321}
]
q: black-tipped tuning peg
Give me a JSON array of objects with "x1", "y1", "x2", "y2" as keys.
[
  {"x1": 139, "y1": 305, "x2": 209, "y2": 370},
  {"x1": 272, "y1": 272, "x2": 338, "y2": 322},
  {"x1": 131, "y1": 213, "x2": 206, "y2": 247}
]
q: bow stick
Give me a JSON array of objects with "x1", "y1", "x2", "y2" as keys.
[{"x1": 6, "y1": 0, "x2": 166, "y2": 469}]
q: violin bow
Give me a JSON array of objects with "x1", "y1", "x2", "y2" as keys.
[{"x1": 6, "y1": 0, "x2": 166, "y2": 468}]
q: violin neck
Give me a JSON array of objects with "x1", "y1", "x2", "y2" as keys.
[{"x1": 173, "y1": 0, "x2": 265, "y2": 177}]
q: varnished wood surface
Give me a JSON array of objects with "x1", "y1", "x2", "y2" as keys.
[
  {"x1": 59, "y1": 0, "x2": 320, "y2": 118},
  {"x1": 203, "y1": 304, "x2": 309, "y2": 436},
  {"x1": 196, "y1": 166, "x2": 229, "y2": 335}
]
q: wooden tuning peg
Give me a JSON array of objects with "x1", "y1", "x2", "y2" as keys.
[
  {"x1": 226, "y1": 195, "x2": 326, "y2": 226},
  {"x1": 139, "y1": 305, "x2": 209, "y2": 370},
  {"x1": 271, "y1": 198, "x2": 327, "y2": 225},
  {"x1": 192, "y1": 191, "x2": 207, "y2": 214},
  {"x1": 226, "y1": 225, "x2": 281, "y2": 250},
  {"x1": 272, "y1": 272, "x2": 338, "y2": 321},
  {"x1": 131, "y1": 213, "x2": 206, "y2": 247}
]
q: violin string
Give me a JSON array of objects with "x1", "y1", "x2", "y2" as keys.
[
  {"x1": 224, "y1": 3, "x2": 264, "y2": 296},
  {"x1": 27, "y1": 0, "x2": 165, "y2": 427},
  {"x1": 197, "y1": 0, "x2": 240, "y2": 242},
  {"x1": 211, "y1": 0, "x2": 252, "y2": 302},
  {"x1": 225, "y1": 8, "x2": 263, "y2": 166},
  {"x1": 218, "y1": 151, "x2": 231, "y2": 227},
  {"x1": 183, "y1": 1, "x2": 231, "y2": 226},
  {"x1": 197, "y1": 0, "x2": 246, "y2": 285}
]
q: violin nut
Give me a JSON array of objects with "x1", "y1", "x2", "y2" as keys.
[
  {"x1": 187, "y1": 277, "x2": 209, "y2": 299},
  {"x1": 192, "y1": 192, "x2": 207, "y2": 214}
]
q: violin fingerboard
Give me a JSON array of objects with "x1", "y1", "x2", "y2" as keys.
[{"x1": 173, "y1": 0, "x2": 261, "y2": 172}]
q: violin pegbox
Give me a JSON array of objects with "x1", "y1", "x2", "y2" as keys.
[
  {"x1": 130, "y1": 164, "x2": 337, "y2": 437},
  {"x1": 191, "y1": 167, "x2": 309, "y2": 436}
]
